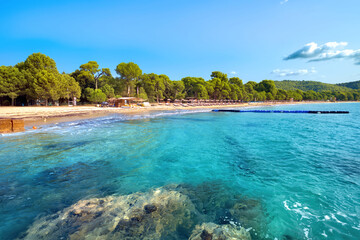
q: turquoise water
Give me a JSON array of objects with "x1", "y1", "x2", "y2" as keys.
[{"x1": 1, "y1": 103, "x2": 359, "y2": 239}]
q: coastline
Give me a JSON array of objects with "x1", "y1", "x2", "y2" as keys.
[{"x1": 0, "y1": 101, "x2": 350, "y2": 127}]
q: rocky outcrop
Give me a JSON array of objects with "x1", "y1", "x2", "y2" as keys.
[
  {"x1": 189, "y1": 222, "x2": 251, "y2": 240},
  {"x1": 19, "y1": 187, "x2": 200, "y2": 240},
  {"x1": 19, "y1": 183, "x2": 256, "y2": 240}
]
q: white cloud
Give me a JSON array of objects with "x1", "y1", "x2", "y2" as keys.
[
  {"x1": 280, "y1": 0, "x2": 288, "y2": 4},
  {"x1": 284, "y1": 42, "x2": 360, "y2": 65},
  {"x1": 309, "y1": 49, "x2": 360, "y2": 64},
  {"x1": 271, "y1": 68, "x2": 316, "y2": 77},
  {"x1": 230, "y1": 71, "x2": 237, "y2": 75}
]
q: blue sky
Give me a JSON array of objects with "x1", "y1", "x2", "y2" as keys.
[{"x1": 0, "y1": 0, "x2": 359, "y2": 83}]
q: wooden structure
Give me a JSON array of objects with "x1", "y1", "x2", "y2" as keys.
[{"x1": 109, "y1": 97, "x2": 144, "y2": 107}]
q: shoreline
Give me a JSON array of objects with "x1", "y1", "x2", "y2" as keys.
[{"x1": 0, "y1": 101, "x2": 355, "y2": 128}]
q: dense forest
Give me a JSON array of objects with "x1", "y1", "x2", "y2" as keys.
[
  {"x1": 336, "y1": 80, "x2": 360, "y2": 90},
  {"x1": 274, "y1": 80, "x2": 352, "y2": 92},
  {"x1": 1, "y1": 53, "x2": 360, "y2": 106}
]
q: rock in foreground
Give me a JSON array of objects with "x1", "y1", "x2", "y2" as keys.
[
  {"x1": 19, "y1": 187, "x2": 198, "y2": 240},
  {"x1": 189, "y1": 222, "x2": 251, "y2": 240},
  {"x1": 19, "y1": 185, "x2": 253, "y2": 240}
]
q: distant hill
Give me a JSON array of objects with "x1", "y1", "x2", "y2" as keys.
[
  {"x1": 336, "y1": 80, "x2": 360, "y2": 89},
  {"x1": 274, "y1": 80, "x2": 353, "y2": 92}
]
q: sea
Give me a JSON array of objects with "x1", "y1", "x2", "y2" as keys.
[{"x1": 0, "y1": 102, "x2": 359, "y2": 239}]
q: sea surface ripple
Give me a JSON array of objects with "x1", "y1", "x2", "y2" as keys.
[{"x1": 0, "y1": 103, "x2": 359, "y2": 239}]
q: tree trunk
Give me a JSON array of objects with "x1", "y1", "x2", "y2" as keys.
[
  {"x1": 95, "y1": 79, "x2": 98, "y2": 90},
  {"x1": 45, "y1": 99, "x2": 48, "y2": 106},
  {"x1": 137, "y1": 86, "x2": 139, "y2": 96},
  {"x1": 11, "y1": 98, "x2": 15, "y2": 106},
  {"x1": 127, "y1": 85, "x2": 131, "y2": 97}
]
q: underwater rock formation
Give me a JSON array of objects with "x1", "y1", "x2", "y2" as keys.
[
  {"x1": 19, "y1": 183, "x2": 257, "y2": 239},
  {"x1": 229, "y1": 199, "x2": 264, "y2": 234},
  {"x1": 19, "y1": 187, "x2": 199, "y2": 240},
  {"x1": 189, "y1": 222, "x2": 251, "y2": 240},
  {"x1": 1, "y1": 161, "x2": 120, "y2": 240},
  {"x1": 165, "y1": 183, "x2": 263, "y2": 229}
]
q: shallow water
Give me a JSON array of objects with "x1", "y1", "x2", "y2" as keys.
[{"x1": 1, "y1": 103, "x2": 359, "y2": 239}]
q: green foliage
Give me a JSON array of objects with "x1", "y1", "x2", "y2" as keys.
[
  {"x1": 154, "y1": 76, "x2": 165, "y2": 102},
  {"x1": 79, "y1": 61, "x2": 111, "y2": 90},
  {"x1": 336, "y1": 80, "x2": 360, "y2": 90},
  {"x1": 182, "y1": 77, "x2": 208, "y2": 99},
  {"x1": 273, "y1": 80, "x2": 360, "y2": 101},
  {"x1": 92, "y1": 89, "x2": 107, "y2": 103},
  {"x1": 274, "y1": 80, "x2": 351, "y2": 92},
  {"x1": 14, "y1": 53, "x2": 81, "y2": 105},
  {"x1": 211, "y1": 71, "x2": 228, "y2": 82},
  {"x1": 255, "y1": 80, "x2": 277, "y2": 96},
  {"x1": 229, "y1": 77, "x2": 243, "y2": 87},
  {"x1": 138, "y1": 87, "x2": 148, "y2": 100},
  {"x1": 33, "y1": 70, "x2": 61, "y2": 105},
  {"x1": 61, "y1": 74, "x2": 81, "y2": 100},
  {"x1": 71, "y1": 62, "x2": 113, "y2": 102},
  {"x1": 101, "y1": 84, "x2": 115, "y2": 98},
  {"x1": 85, "y1": 88, "x2": 107, "y2": 103},
  {"x1": 84, "y1": 87, "x2": 94, "y2": 101},
  {"x1": 254, "y1": 91, "x2": 266, "y2": 101},
  {"x1": 22, "y1": 53, "x2": 60, "y2": 101},
  {"x1": 244, "y1": 82, "x2": 255, "y2": 95},
  {"x1": 275, "y1": 89, "x2": 288, "y2": 100},
  {"x1": 161, "y1": 74, "x2": 173, "y2": 100},
  {"x1": 71, "y1": 69, "x2": 94, "y2": 92},
  {"x1": 115, "y1": 62, "x2": 142, "y2": 96},
  {"x1": 0, "y1": 66, "x2": 26, "y2": 105},
  {"x1": 23, "y1": 53, "x2": 58, "y2": 75},
  {"x1": 106, "y1": 77, "x2": 125, "y2": 97},
  {"x1": 141, "y1": 73, "x2": 156, "y2": 102},
  {"x1": 1, "y1": 53, "x2": 359, "y2": 105},
  {"x1": 171, "y1": 81, "x2": 185, "y2": 100}
]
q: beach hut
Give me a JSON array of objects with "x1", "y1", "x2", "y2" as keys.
[
  {"x1": 186, "y1": 97, "x2": 197, "y2": 104},
  {"x1": 109, "y1": 97, "x2": 144, "y2": 107}
]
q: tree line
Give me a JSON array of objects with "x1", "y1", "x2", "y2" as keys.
[
  {"x1": 1, "y1": 53, "x2": 359, "y2": 106},
  {"x1": 274, "y1": 80, "x2": 352, "y2": 92}
]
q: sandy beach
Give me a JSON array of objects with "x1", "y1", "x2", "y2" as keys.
[{"x1": 0, "y1": 101, "x2": 334, "y2": 127}]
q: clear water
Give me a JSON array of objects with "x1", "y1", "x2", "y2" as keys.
[{"x1": 1, "y1": 103, "x2": 359, "y2": 239}]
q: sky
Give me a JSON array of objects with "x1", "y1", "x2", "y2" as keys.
[{"x1": 0, "y1": 0, "x2": 359, "y2": 84}]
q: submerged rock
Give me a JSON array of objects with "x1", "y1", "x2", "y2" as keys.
[
  {"x1": 19, "y1": 187, "x2": 199, "y2": 240},
  {"x1": 165, "y1": 183, "x2": 263, "y2": 228},
  {"x1": 1, "y1": 161, "x2": 119, "y2": 240},
  {"x1": 188, "y1": 222, "x2": 251, "y2": 240},
  {"x1": 165, "y1": 182, "x2": 239, "y2": 219},
  {"x1": 18, "y1": 183, "x2": 259, "y2": 239},
  {"x1": 229, "y1": 199, "x2": 264, "y2": 233}
]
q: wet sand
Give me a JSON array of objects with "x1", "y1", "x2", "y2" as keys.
[{"x1": 0, "y1": 101, "x2": 334, "y2": 127}]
